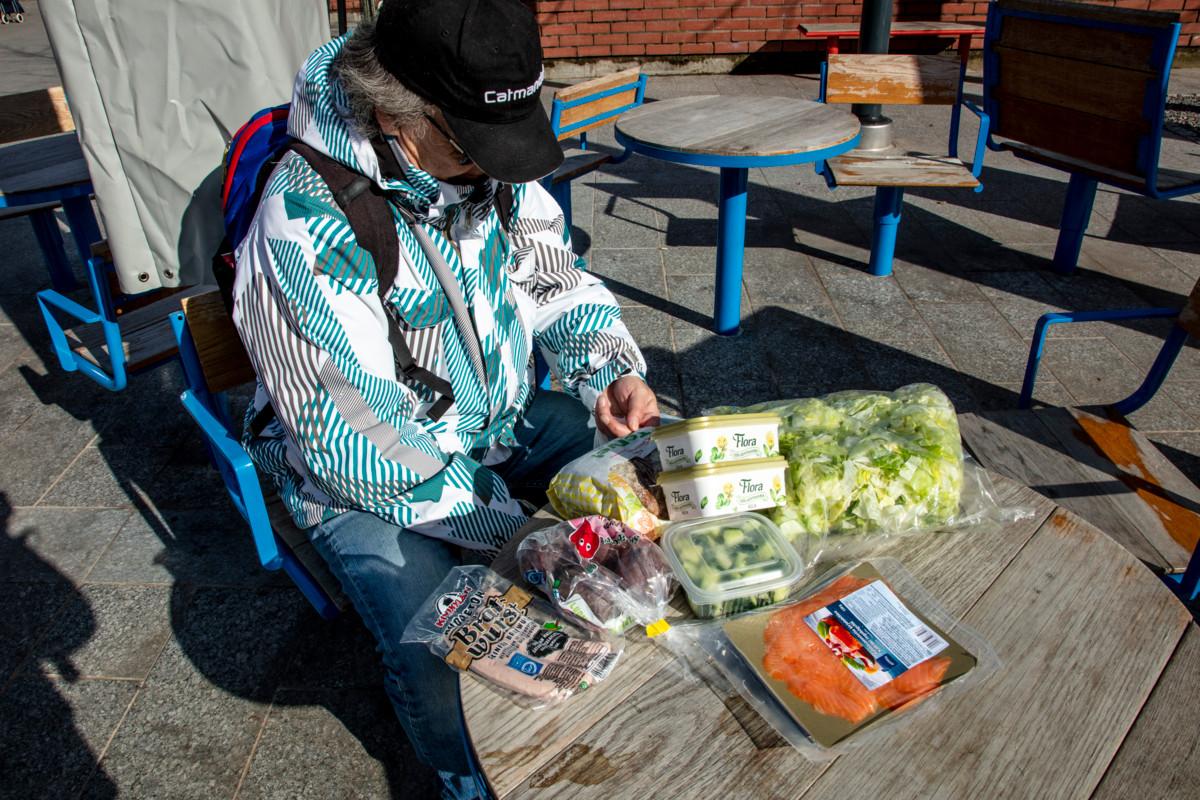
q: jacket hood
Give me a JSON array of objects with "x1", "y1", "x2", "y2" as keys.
[{"x1": 288, "y1": 35, "x2": 492, "y2": 223}]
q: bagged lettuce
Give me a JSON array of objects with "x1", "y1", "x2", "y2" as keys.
[{"x1": 707, "y1": 384, "x2": 1020, "y2": 554}]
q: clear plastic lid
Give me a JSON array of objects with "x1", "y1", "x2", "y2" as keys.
[{"x1": 662, "y1": 512, "x2": 806, "y2": 606}]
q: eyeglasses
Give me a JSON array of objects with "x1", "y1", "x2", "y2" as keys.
[{"x1": 424, "y1": 113, "x2": 472, "y2": 166}]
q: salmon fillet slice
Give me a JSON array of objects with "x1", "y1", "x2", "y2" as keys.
[{"x1": 761, "y1": 575, "x2": 948, "y2": 724}]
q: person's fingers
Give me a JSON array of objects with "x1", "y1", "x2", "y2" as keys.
[{"x1": 595, "y1": 392, "x2": 631, "y2": 438}]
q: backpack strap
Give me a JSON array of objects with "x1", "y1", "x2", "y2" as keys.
[
  {"x1": 287, "y1": 141, "x2": 455, "y2": 422},
  {"x1": 493, "y1": 183, "x2": 514, "y2": 231}
]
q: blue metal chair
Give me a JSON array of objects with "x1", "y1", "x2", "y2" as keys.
[
  {"x1": 38, "y1": 249, "x2": 212, "y2": 392},
  {"x1": 169, "y1": 289, "x2": 347, "y2": 619},
  {"x1": 816, "y1": 54, "x2": 990, "y2": 277},
  {"x1": 1019, "y1": 278, "x2": 1200, "y2": 603},
  {"x1": 980, "y1": 0, "x2": 1198, "y2": 274},
  {"x1": 542, "y1": 67, "x2": 646, "y2": 233}
]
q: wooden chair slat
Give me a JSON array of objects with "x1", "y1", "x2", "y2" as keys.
[
  {"x1": 993, "y1": 92, "x2": 1145, "y2": 176},
  {"x1": 0, "y1": 86, "x2": 74, "y2": 146},
  {"x1": 996, "y1": 16, "x2": 1161, "y2": 72},
  {"x1": 180, "y1": 290, "x2": 257, "y2": 395},
  {"x1": 994, "y1": 45, "x2": 1155, "y2": 125},
  {"x1": 828, "y1": 152, "x2": 980, "y2": 188},
  {"x1": 66, "y1": 285, "x2": 215, "y2": 373},
  {"x1": 998, "y1": 0, "x2": 1179, "y2": 32},
  {"x1": 554, "y1": 66, "x2": 641, "y2": 103},
  {"x1": 550, "y1": 151, "x2": 613, "y2": 185},
  {"x1": 824, "y1": 55, "x2": 960, "y2": 106}
]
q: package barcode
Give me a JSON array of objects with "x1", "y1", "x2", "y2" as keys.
[{"x1": 913, "y1": 625, "x2": 946, "y2": 651}]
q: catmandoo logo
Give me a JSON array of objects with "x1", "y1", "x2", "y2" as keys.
[{"x1": 484, "y1": 68, "x2": 545, "y2": 104}]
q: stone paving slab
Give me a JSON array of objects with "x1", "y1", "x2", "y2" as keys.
[{"x1": 1, "y1": 19, "x2": 1199, "y2": 798}]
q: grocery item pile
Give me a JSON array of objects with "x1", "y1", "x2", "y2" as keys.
[{"x1": 411, "y1": 384, "x2": 1013, "y2": 755}]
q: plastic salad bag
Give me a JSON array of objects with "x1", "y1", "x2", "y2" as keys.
[
  {"x1": 548, "y1": 428, "x2": 669, "y2": 537},
  {"x1": 675, "y1": 559, "x2": 998, "y2": 760},
  {"x1": 706, "y1": 384, "x2": 1030, "y2": 557},
  {"x1": 517, "y1": 516, "x2": 678, "y2": 636},
  {"x1": 401, "y1": 565, "x2": 622, "y2": 708}
]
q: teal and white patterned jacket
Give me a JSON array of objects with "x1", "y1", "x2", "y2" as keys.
[{"x1": 231, "y1": 36, "x2": 645, "y2": 553}]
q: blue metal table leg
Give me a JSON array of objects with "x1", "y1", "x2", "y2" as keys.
[
  {"x1": 28, "y1": 207, "x2": 77, "y2": 291},
  {"x1": 1052, "y1": 174, "x2": 1097, "y2": 274},
  {"x1": 869, "y1": 186, "x2": 904, "y2": 277},
  {"x1": 60, "y1": 195, "x2": 102, "y2": 269},
  {"x1": 714, "y1": 167, "x2": 749, "y2": 336}
]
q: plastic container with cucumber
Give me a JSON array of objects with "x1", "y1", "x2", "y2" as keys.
[{"x1": 662, "y1": 512, "x2": 807, "y2": 618}]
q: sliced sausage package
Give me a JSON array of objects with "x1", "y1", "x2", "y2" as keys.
[
  {"x1": 402, "y1": 566, "x2": 622, "y2": 709},
  {"x1": 674, "y1": 559, "x2": 999, "y2": 760},
  {"x1": 517, "y1": 516, "x2": 678, "y2": 636}
]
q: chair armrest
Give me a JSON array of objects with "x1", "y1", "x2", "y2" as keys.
[{"x1": 179, "y1": 389, "x2": 282, "y2": 570}]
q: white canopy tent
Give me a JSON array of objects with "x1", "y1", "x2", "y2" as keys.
[{"x1": 40, "y1": 0, "x2": 329, "y2": 293}]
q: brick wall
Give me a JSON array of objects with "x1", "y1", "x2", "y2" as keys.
[{"x1": 524, "y1": 0, "x2": 1200, "y2": 61}]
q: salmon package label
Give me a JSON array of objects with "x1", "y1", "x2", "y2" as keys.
[
  {"x1": 403, "y1": 566, "x2": 622, "y2": 708},
  {"x1": 803, "y1": 579, "x2": 948, "y2": 690}
]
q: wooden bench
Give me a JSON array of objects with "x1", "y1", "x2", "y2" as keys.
[
  {"x1": 543, "y1": 67, "x2": 647, "y2": 232},
  {"x1": 170, "y1": 289, "x2": 349, "y2": 618},
  {"x1": 799, "y1": 20, "x2": 986, "y2": 66},
  {"x1": 0, "y1": 86, "x2": 96, "y2": 292},
  {"x1": 818, "y1": 54, "x2": 989, "y2": 276},
  {"x1": 981, "y1": 0, "x2": 1200, "y2": 273}
]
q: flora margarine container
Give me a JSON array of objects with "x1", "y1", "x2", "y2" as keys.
[
  {"x1": 658, "y1": 456, "x2": 788, "y2": 521},
  {"x1": 651, "y1": 413, "x2": 781, "y2": 471}
]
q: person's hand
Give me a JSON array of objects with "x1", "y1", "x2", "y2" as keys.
[{"x1": 595, "y1": 375, "x2": 660, "y2": 438}]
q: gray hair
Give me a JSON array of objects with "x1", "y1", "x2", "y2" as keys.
[{"x1": 330, "y1": 20, "x2": 431, "y2": 139}]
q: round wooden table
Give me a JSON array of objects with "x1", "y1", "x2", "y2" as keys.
[
  {"x1": 462, "y1": 473, "x2": 1199, "y2": 799},
  {"x1": 614, "y1": 96, "x2": 860, "y2": 335}
]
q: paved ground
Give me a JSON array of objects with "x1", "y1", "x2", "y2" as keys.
[{"x1": 2, "y1": 10, "x2": 1199, "y2": 800}]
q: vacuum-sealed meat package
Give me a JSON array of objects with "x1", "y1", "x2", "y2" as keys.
[
  {"x1": 401, "y1": 566, "x2": 622, "y2": 708},
  {"x1": 517, "y1": 516, "x2": 677, "y2": 635}
]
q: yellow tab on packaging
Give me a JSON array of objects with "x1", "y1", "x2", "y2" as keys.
[{"x1": 645, "y1": 619, "x2": 671, "y2": 638}]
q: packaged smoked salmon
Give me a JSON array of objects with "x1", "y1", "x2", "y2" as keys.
[
  {"x1": 679, "y1": 558, "x2": 998, "y2": 759},
  {"x1": 401, "y1": 566, "x2": 623, "y2": 709}
]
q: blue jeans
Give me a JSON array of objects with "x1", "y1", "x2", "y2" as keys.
[{"x1": 307, "y1": 392, "x2": 594, "y2": 800}]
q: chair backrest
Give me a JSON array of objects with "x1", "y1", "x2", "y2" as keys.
[
  {"x1": 550, "y1": 67, "x2": 647, "y2": 141},
  {"x1": 822, "y1": 55, "x2": 962, "y2": 106},
  {"x1": 178, "y1": 290, "x2": 256, "y2": 396},
  {"x1": 0, "y1": 86, "x2": 74, "y2": 146},
  {"x1": 983, "y1": 0, "x2": 1181, "y2": 179}
]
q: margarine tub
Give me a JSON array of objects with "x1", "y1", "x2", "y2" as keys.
[
  {"x1": 658, "y1": 457, "x2": 788, "y2": 520},
  {"x1": 651, "y1": 413, "x2": 780, "y2": 471}
]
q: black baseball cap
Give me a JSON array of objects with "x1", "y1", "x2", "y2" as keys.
[{"x1": 374, "y1": 0, "x2": 563, "y2": 184}]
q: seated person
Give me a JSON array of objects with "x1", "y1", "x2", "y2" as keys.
[{"x1": 230, "y1": 1, "x2": 659, "y2": 798}]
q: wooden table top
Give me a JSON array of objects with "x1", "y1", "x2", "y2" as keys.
[
  {"x1": 799, "y1": 21, "x2": 987, "y2": 35},
  {"x1": 0, "y1": 132, "x2": 91, "y2": 202},
  {"x1": 615, "y1": 96, "x2": 860, "y2": 160},
  {"x1": 463, "y1": 472, "x2": 1198, "y2": 799}
]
